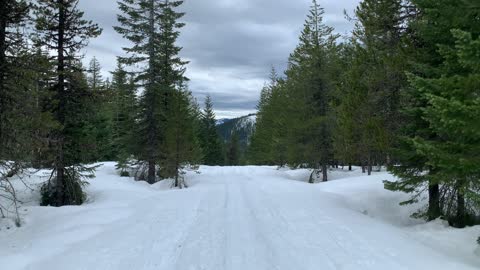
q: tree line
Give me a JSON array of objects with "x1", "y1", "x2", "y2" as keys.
[
  {"x1": 0, "y1": 0, "x2": 233, "y2": 219},
  {"x1": 248, "y1": 0, "x2": 480, "y2": 229}
]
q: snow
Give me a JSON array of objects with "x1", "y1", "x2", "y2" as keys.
[
  {"x1": 1, "y1": 163, "x2": 479, "y2": 269},
  {"x1": 216, "y1": 118, "x2": 231, "y2": 126},
  {"x1": 236, "y1": 114, "x2": 256, "y2": 129}
]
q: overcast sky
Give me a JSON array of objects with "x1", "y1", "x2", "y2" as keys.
[{"x1": 78, "y1": 0, "x2": 360, "y2": 119}]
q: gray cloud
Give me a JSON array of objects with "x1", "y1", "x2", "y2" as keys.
[{"x1": 79, "y1": 0, "x2": 360, "y2": 118}]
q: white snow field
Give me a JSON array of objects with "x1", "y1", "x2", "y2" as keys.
[{"x1": 1, "y1": 163, "x2": 479, "y2": 270}]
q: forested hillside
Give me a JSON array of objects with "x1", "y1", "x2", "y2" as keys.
[
  {"x1": 0, "y1": 0, "x2": 479, "y2": 268},
  {"x1": 248, "y1": 0, "x2": 480, "y2": 230},
  {"x1": 217, "y1": 114, "x2": 256, "y2": 147}
]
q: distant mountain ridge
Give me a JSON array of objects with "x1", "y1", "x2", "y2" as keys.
[
  {"x1": 215, "y1": 118, "x2": 231, "y2": 126},
  {"x1": 216, "y1": 114, "x2": 257, "y2": 149}
]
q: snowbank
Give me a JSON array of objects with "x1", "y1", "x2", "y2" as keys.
[{"x1": 0, "y1": 163, "x2": 478, "y2": 269}]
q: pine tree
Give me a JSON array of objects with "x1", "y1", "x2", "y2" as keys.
[
  {"x1": 85, "y1": 57, "x2": 114, "y2": 161},
  {"x1": 402, "y1": 30, "x2": 480, "y2": 227},
  {"x1": 34, "y1": 0, "x2": 102, "y2": 206},
  {"x1": 248, "y1": 70, "x2": 288, "y2": 166},
  {"x1": 351, "y1": 0, "x2": 409, "y2": 173},
  {"x1": 226, "y1": 132, "x2": 240, "y2": 166},
  {"x1": 199, "y1": 95, "x2": 223, "y2": 165},
  {"x1": 386, "y1": 0, "x2": 480, "y2": 224},
  {"x1": 160, "y1": 88, "x2": 202, "y2": 187},
  {"x1": 333, "y1": 43, "x2": 363, "y2": 171},
  {"x1": 87, "y1": 57, "x2": 103, "y2": 91},
  {"x1": 111, "y1": 61, "x2": 137, "y2": 175},
  {"x1": 115, "y1": 0, "x2": 188, "y2": 184},
  {"x1": 0, "y1": 2, "x2": 52, "y2": 224},
  {"x1": 284, "y1": 0, "x2": 338, "y2": 182},
  {"x1": 0, "y1": 0, "x2": 29, "y2": 161}
]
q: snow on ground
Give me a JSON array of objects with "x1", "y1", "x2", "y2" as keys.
[{"x1": 0, "y1": 163, "x2": 479, "y2": 270}]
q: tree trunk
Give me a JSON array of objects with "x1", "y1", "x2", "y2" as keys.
[
  {"x1": 175, "y1": 134, "x2": 180, "y2": 188},
  {"x1": 308, "y1": 170, "x2": 315, "y2": 184},
  {"x1": 348, "y1": 164, "x2": 352, "y2": 171},
  {"x1": 456, "y1": 191, "x2": 466, "y2": 228},
  {"x1": 427, "y1": 183, "x2": 441, "y2": 221},
  {"x1": 0, "y1": 0, "x2": 8, "y2": 152},
  {"x1": 145, "y1": 0, "x2": 157, "y2": 186},
  {"x1": 56, "y1": 166, "x2": 65, "y2": 206},
  {"x1": 322, "y1": 163, "x2": 328, "y2": 182},
  {"x1": 147, "y1": 160, "x2": 155, "y2": 184},
  {"x1": 55, "y1": 0, "x2": 66, "y2": 206},
  {"x1": 367, "y1": 155, "x2": 372, "y2": 176}
]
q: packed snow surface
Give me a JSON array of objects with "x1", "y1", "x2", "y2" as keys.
[{"x1": 1, "y1": 163, "x2": 479, "y2": 270}]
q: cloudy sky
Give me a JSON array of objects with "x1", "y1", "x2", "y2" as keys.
[{"x1": 78, "y1": 0, "x2": 360, "y2": 119}]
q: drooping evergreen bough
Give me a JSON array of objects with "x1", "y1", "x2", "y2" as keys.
[{"x1": 35, "y1": 0, "x2": 102, "y2": 206}]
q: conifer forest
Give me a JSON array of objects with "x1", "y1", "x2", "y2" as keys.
[{"x1": 1, "y1": 0, "x2": 479, "y2": 269}]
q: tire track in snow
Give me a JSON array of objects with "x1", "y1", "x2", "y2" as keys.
[{"x1": 247, "y1": 179, "x2": 338, "y2": 269}]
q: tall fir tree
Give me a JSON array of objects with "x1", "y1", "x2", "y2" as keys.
[
  {"x1": 0, "y1": 0, "x2": 29, "y2": 161},
  {"x1": 87, "y1": 57, "x2": 103, "y2": 91},
  {"x1": 248, "y1": 69, "x2": 288, "y2": 166},
  {"x1": 284, "y1": 0, "x2": 338, "y2": 182},
  {"x1": 199, "y1": 95, "x2": 223, "y2": 165},
  {"x1": 386, "y1": 0, "x2": 480, "y2": 224},
  {"x1": 111, "y1": 61, "x2": 138, "y2": 174},
  {"x1": 160, "y1": 88, "x2": 202, "y2": 187},
  {"x1": 0, "y1": 1, "x2": 53, "y2": 224},
  {"x1": 85, "y1": 57, "x2": 114, "y2": 161},
  {"x1": 34, "y1": 0, "x2": 102, "y2": 206},
  {"x1": 115, "y1": 0, "x2": 188, "y2": 184}
]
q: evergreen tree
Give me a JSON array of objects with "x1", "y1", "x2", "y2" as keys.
[
  {"x1": 34, "y1": 0, "x2": 102, "y2": 206},
  {"x1": 87, "y1": 57, "x2": 103, "y2": 91},
  {"x1": 115, "y1": 0, "x2": 188, "y2": 184},
  {"x1": 0, "y1": 0, "x2": 30, "y2": 161},
  {"x1": 0, "y1": 2, "x2": 52, "y2": 223},
  {"x1": 333, "y1": 43, "x2": 363, "y2": 172},
  {"x1": 284, "y1": 0, "x2": 338, "y2": 182},
  {"x1": 226, "y1": 132, "x2": 240, "y2": 166},
  {"x1": 386, "y1": 0, "x2": 480, "y2": 224},
  {"x1": 248, "y1": 70, "x2": 288, "y2": 166},
  {"x1": 85, "y1": 57, "x2": 114, "y2": 161},
  {"x1": 111, "y1": 61, "x2": 137, "y2": 175},
  {"x1": 347, "y1": 0, "x2": 409, "y2": 173},
  {"x1": 199, "y1": 95, "x2": 223, "y2": 165},
  {"x1": 411, "y1": 30, "x2": 480, "y2": 227},
  {"x1": 160, "y1": 89, "x2": 202, "y2": 187}
]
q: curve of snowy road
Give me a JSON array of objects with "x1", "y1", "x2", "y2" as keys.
[{"x1": 1, "y1": 164, "x2": 479, "y2": 269}]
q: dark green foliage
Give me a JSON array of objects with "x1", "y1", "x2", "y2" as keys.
[
  {"x1": 115, "y1": 0, "x2": 187, "y2": 184},
  {"x1": 34, "y1": 0, "x2": 102, "y2": 206},
  {"x1": 247, "y1": 71, "x2": 288, "y2": 166},
  {"x1": 280, "y1": 0, "x2": 339, "y2": 182},
  {"x1": 199, "y1": 96, "x2": 223, "y2": 165},
  {"x1": 110, "y1": 61, "x2": 137, "y2": 173},
  {"x1": 216, "y1": 114, "x2": 256, "y2": 158},
  {"x1": 226, "y1": 132, "x2": 240, "y2": 166},
  {"x1": 0, "y1": 0, "x2": 31, "y2": 161},
  {"x1": 84, "y1": 57, "x2": 116, "y2": 161},
  {"x1": 0, "y1": 1, "x2": 52, "y2": 223},
  {"x1": 248, "y1": 1, "x2": 344, "y2": 182},
  {"x1": 386, "y1": 0, "x2": 480, "y2": 226},
  {"x1": 336, "y1": 0, "x2": 408, "y2": 175},
  {"x1": 159, "y1": 89, "x2": 202, "y2": 187},
  {"x1": 40, "y1": 172, "x2": 86, "y2": 206}
]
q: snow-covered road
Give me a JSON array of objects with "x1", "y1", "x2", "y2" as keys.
[{"x1": 1, "y1": 164, "x2": 479, "y2": 269}]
